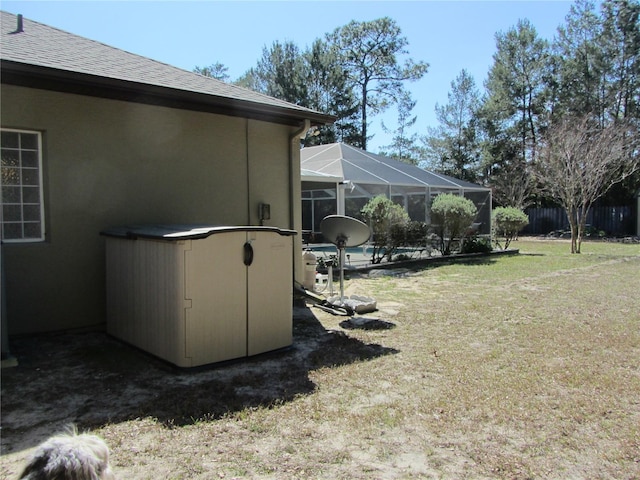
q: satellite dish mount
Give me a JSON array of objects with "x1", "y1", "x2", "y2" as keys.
[{"x1": 319, "y1": 215, "x2": 371, "y2": 303}]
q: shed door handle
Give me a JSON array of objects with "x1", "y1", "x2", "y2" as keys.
[{"x1": 243, "y1": 242, "x2": 254, "y2": 266}]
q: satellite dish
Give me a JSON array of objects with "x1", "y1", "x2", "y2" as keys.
[
  {"x1": 320, "y1": 215, "x2": 371, "y2": 303},
  {"x1": 320, "y1": 215, "x2": 370, "y2": 248}
]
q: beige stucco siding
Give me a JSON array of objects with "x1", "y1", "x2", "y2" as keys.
[
  {"x1": 247, "y1": 121, "x2": 289, "y2": 226},
  {"x1": 2, "y1": 85, "x2": 303, "y2": 334}
]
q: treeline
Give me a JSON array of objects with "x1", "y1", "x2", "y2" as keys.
[
  {"x1": 195, "y1": 0, "x2": 640, "y2": 211},
  {"x1": 197, "y1": 17, "x2": 428, "y2": 152},
  {"x1": 424, "y1": 0, "x2": 640, "y2": 209}
]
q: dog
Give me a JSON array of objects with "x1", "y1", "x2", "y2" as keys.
[{"x1": 18, "y1": 427, "x2": 115, "y2": 480}]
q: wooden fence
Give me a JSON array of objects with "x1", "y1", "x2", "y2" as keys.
[{"x1": 522, "y1": 205, "x2": 637, "y2": 236}]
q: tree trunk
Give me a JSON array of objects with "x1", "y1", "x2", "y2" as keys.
[
  {"x1": 568, "y1": 206, "x2": 579, "y2": 254},
  {"x1": 570, "y1": 223, "x2": 578, "y2": 254},
  {"x1": 576, "y1": 204, "x2": 591, "y2": 254},
  {"x1": 575, "y1": 222, "x2": 583, "y2": 254},
  {"x1": 361, "y1": 83, "x2": 368, "y2": 150},
  {"x1": 569, "y1": 206, "x2": 588, "y2": 254}
]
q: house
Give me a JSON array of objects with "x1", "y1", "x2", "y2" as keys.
[
  {"x1": 301, "y1": 143, "x2": 492, "y2": 237},
  {"x1": 0, "y1": 12, "x2": 334, "y2": 335}
]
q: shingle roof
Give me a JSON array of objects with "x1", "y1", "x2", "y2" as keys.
[{"x1": 0, "y1": 11, "x2": 335, "y2": 125}]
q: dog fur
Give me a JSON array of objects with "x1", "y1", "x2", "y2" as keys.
[{"x1": 18, "y1": 427, "x2": 114, "y2": 480}]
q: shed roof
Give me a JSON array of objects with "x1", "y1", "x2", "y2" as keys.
[
  {"x1": 0, "y1": 11, "x2": 335, "y2": 126},
  {"x1": 301, "y1": 143, "x2": 489, "y2": 191}
]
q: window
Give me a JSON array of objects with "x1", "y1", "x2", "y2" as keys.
[{"x1": 1, "y1": 129, "x2": 44, "y2": 242}]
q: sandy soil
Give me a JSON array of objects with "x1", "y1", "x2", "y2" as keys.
[{"x1": 1, "y1": 300, "x2": 406, "y2": 479}]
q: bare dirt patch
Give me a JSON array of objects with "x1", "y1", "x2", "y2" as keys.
[{"x1": 1, "y1": 305, "x2": 398, "y2": 478}]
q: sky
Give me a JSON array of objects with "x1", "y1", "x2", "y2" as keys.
[{"x1": 2, "y1": 0, "x2": 575, "y2": 151}]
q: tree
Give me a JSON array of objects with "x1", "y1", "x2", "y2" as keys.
[
  {"x1": 234, "y1": 67, "x2": 260, "y2": 91},
  {"x1": 238, "y1": 40, "x2": 308, "y2": 106},
  {"x1": 229, "y1": 18, "x2": 427, "y2": 150},
  {"x1": 492, "y1": 207, "x2": 529, "y2": 249},
  {"x1": 477, "y1": 102, "x2": 533, "y2": 208},
  {"x1": 422, "y1": 69, "x2": 481, "y2": 181},
  {"x1": 193, "y1": 62, "x2": 230, "y2": 82},
  {"x1": 552, "y1": 0, "x2": 640, "y2": 126},
  {"x1": 379, "y1": 90, "x2": 422, "y2": 164},
  {"x1": 327, "y1": 17, "x2": 428, "y2": 150},
  {"x1": 482, "y1": 19, "x2": 551, "y2": 207},
  {"x1": 302, "y1": 39, "x2": 360, "y2": 146},
  {"x1": 552, "y1": 0, "x2": 606, "y2": 121},
  {"x1": 360, "y1": 195, "x2": 410, "y2": 263},
  {"x1": 547, "y1": 0, "x2": 640, "y2": 211},
  {"x1": 487, "y1": 147, "x2": 536, "y2": 208},
  {"x1": 235, "y1": 38, "x2": 361, "y2": 146},
  {"x1": 485, "y1": 19, "x2": 550, "y2": 161},
  {"x1": 536, "y1": 115, "x2": 639, "y2": 253},
  {"x1": 430, "y1": 194, "x2": 477, "y2": 255},
  {"x1": 600, "y1": 0, "x2": 640, "y2": 123}
]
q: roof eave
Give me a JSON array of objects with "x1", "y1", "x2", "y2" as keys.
[{"x1": 1, "y1": 60, "x2": 336, "y2": 127}]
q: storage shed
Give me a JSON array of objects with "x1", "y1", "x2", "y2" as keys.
[
  {"x1": 102, "y1": 225, "x2": 295, "y2": 367},
  {"x1": 301, "y1": 143, "x2": 492, "y2": 236}
]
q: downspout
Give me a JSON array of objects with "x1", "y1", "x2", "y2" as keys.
[
  {"x1": 289, "y1": 119, "x2": 310, "y2": 286},
  {"x1": 289, "y1": 119, "x2": 310, "y2": 230},
  {"x1": 246, "y1": 118, "x2": 251, "y2": 225}
]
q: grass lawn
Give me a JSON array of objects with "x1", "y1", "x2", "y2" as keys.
[{"x1": 2, "y1": 238, "x2": 639, "y2": 479}]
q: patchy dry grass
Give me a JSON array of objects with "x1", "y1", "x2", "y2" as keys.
[{"x1": 2, "y1": 239, "x2": 639, "y2": 479}]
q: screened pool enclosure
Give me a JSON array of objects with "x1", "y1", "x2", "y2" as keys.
[{"x1": 301, "y1": 143, "x2": 492, "y2": 239}]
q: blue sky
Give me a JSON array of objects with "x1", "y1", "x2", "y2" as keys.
[{"x1": 3, "y1": 1, "x2": 574, "y2": 151}]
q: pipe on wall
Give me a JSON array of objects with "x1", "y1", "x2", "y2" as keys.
[{"x1": 289, "y1": 119, "x2": 310, "y2": 284}]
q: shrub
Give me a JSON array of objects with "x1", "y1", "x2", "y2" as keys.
[
  {"x1": 405, "y1": 221, "x2": 429, "y2": 248},
  {"x1": 430, "y1": 194, "x2": 477, "y2": 255},
  {"x1": 493, "y1": 207, "x2": 529, "y2": 249},
  {"x1": 361, "y1": 195, "x2": 410, "y2": 263},
  {"x1": 460, "y1": 235, "x2": 493, "y2": 254},
  {"x1": 583, "y1": 225, "x2": 605, "y2": 238}
]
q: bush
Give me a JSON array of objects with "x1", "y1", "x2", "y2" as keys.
[
  {"x1": 430, "y1": 194, "x2": 477, "y2": 255},
  {"x1": 583, "y1": 225, "x2": 605, "y2": 238},
  {"x1": 460, "y1": 236, "x2": 493, "y2": 254},
  {"x1": 388, "y1": 221, "x2": 430, "y2": 260},
  {"x1": 361, "y1": 195, "x2": 410, "y2": 263},
  {"x1": 493, "y1": 207, "x2": 529, "y2": 249},
  {"x1": 405, "y1": 221, "x2": 429, "y2": 248}
]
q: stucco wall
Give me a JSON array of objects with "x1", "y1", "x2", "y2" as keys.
[{"x1": 1, "y1": 85, "x2": 303, "y2": 334}]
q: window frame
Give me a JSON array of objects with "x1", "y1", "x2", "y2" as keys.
[{"x1": 1, "y1": 128, "x2": 45, "y2": 243}]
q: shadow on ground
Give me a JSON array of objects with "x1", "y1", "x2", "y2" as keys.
[
  {"x1": 1, "y1": 306, "x2": 397, "y2": 455},
  {"x1": 339, "y1": 318, "x2": 396, "y2": 330}
]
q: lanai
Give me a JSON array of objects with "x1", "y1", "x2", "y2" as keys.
[{"x1": 301, "y1": 143, "x2": 492, "y2": 236}]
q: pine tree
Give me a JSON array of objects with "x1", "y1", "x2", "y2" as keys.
[
  {"x1": 327, "y1": 17, "x2": 428, "y2": 150},
  {"x1": 379, "y1": 91, "x2": 421, "y2": 165},
  {"x1": 422, "y1": 69, "x2": 481, "y2": 181}
]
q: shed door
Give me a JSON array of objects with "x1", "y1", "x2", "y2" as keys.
[
  {"x1": 184, "y1": 231, "x2": 247, "y2": 365},
  {"x1": 246, "y1": 231, "x2": 293, "y2": 356}
]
